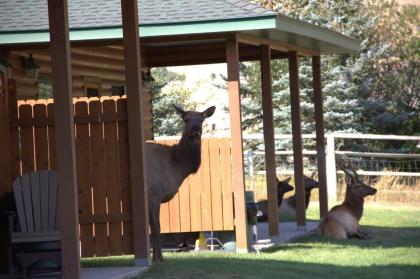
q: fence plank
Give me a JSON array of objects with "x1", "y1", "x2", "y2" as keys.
[
  {"x1": 89, "y1": 100, "x2": 109, "y2": 256},
  {"x1": 189, "y1": 172, "x2": 201, "y2": 232},
  {"x1": 75, "y1": 101, "x2": 94, "y2": 257},
  {"x1": 166, "y1": 140, "x2": 181, "y2": 233},
  {"x1": 160, "y1": 202, "x2": 170, "y2": 233},
  {"x1": 47, "y1": 103, "x2": 56, "y2": 170},
  {"x1": 103, "y1": 99, "x2": 123, "y2": 255},
  {"x1": 209, "y1": 139, "x2": 223, "y2": 231},
  {"x1": 158, "y1": 140, "x2": 171, "y2": 233},
  {"x1": 200, "y1": 139, "x2": 213, "y2": 231},
  {"x1": 19, "y1": 104, "x2": 35, "y2": 174},
  {"x1": 168, "y1": 193, "x2": 181, "y2": 233},
  {"x1": 220, "y1": 138, "x2": 234, "y2": 230},
  {"x1": 34, "y1": 104, "x2": 49, "y2": 171},
  {"x1": 178, "y1": 177, "x2": 191, "y2": 232},
  {"x1": 116, "y1": 98, "x2": 133, "y2": 254}
]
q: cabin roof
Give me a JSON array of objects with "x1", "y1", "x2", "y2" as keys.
[
  {"x1": 0, "y1": 0, "x2": 360, "y2": 54},
  {"x1": 0, "y1": 0, "x2": 274, "y2": 31}
]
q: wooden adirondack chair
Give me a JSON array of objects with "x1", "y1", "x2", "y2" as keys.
[{"x1": 9, "y1": 171, "x2": 61, "y2": 274}]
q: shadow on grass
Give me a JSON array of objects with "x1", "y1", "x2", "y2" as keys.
[
  {"x1": 265, "y1": 225, "x2": 420, "y2": 253},
  {"x1": 141, "y1": 257, "x2": 420, "y2": 279}
]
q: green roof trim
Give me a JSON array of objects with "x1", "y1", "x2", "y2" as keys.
[
  {"x1": 0, "y1": 13, "x2": 360, "y2": 54},
  {"x1": 0, "y1": 16, "x2": 277, "y2": 45},
  {"x1": 275, "y1": 14, "x2": 360, "y2": 53}
]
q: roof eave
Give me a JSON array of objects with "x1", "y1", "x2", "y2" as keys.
[{"x1": 275, "y1": 14, "x2": 361, "y2": 54}]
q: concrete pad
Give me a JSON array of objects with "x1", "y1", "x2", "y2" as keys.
[
  {"x1": 251, "y1": 221, "x2": 318, "y2": 251},
  {"x1": 81, "y1": 266, "x2": 148, "y2": 279}
]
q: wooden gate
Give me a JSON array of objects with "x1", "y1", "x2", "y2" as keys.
[{"x1": 8, "y1": 96, "x2": 234, "y2": 257}]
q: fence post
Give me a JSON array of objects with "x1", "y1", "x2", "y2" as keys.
[
  {"x1": 326, "y1": 134, "x2": 337, "y2": 202},
  {"x1": 247, "y1": 150, "x2": 254, "y2": 191}
]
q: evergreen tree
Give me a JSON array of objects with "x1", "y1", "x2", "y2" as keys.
[
  {"x1": 241, "y1": 0, "x2": 419, "y2": 151},
  {"x1": 151, "y1": 68, "x2": 197, "y2": 136}
]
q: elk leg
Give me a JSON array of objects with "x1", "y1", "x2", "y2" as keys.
[
  {"x1": 149, "y1": 204, "x2": 163, "y2": 262},
  {"x1": 355, "y1": 227, "x2": 372, "y2": 240}
]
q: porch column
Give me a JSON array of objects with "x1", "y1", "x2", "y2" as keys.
[
  {"x1": 226, "y1": 35, "x2": 249, "y2": 252},
  {"x1": 288, "y1": 51, "x2": 306, "y2": 229},
  {"x1": 260, "y1": 45, "x2": 279, "y2": 237},
  {"x1": 312, "y1": 56, "x2": 328, "y2": 217},
  {"x1": 47, "y1": 0, "x2": 80, "y2": 277},
  {"x1": 121, "y1": 0, "x2": 151, "y2": 265},
  {"x1": 0, "y1": 66, "x2": 11, "y2": 195}
]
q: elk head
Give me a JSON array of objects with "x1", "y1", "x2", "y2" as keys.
[
  {"x1": 339, "y1": 161, "x2": 377, "y2": 199},
  {"x1": 277, "y1": 177, "x2": 294, "y2": 197},
  {"x1": 173, "y1": 105, "x2": 216, "y2": 141},
  {"x1": 304, "y1": 172, "x2": 319, "y2": 191}
]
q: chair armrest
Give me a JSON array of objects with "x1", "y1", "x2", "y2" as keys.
[
  {"x1": 5, "y1": 212, "x2": 18, "y2": 235},
  {"x1": 0, "y1": 210, "x2": 16, "y2": 217}
]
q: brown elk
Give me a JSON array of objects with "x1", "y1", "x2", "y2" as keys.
[
  {"x1": 256, "y1": 177, "x2": 294, "y2": 222},
  {"x1": 318, "y1": 162, "x2": 377, "y2": 239},
  {"x1": 280, "y1": 175, "x2": 319, "y2": 217},
  {"x1": 145, "y1": 105, "x2": 215, "y2": 261}
]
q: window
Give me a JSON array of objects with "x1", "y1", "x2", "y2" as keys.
[
  {"x1": 83, "y1": 76, "x2": 101, "y2": 98},
  {"x1": 111, "y1": 85, "x2": 125, "y2": 96}
]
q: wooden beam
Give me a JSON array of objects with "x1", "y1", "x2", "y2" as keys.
[
  {"x1": 121, "y1": 0, "x2": 151, "y2": 266},
  {"x1": 312, "y1": 56, "x2": 328, "y2": 218},
  {"x1": 0, "y1": 69, "x2": 11, "y2": 195},
  {"x1": 143, "y1": 44, "x2": 287, "y2": 68},
  {"x1": 260, "y1": 45, "x2": 279, "y2": 237},
  {"x1": 225, "y1": 34, "x2": 249, "y2": 252},
  {"x1": 237, "y1": 33, "x2": 320, "y2": 57},
  {"x1": 47, "y1": 0, "x2": 80, "y2": 277},
  {"x1": 288, "y1": 51, "x2": 306, "y2": 229}
]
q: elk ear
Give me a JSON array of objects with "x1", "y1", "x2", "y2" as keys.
[
  {"x1": 201, "y1": 106, "x2": 216, "y2": 118},
  {"x1": 283, "y1": 177, "x2": 292, "y2": 183},
  {"x1": 310, "y1": 171, "x2": 316, "y2": 178},
  {"x1": 173, "y1": 104, "x2": 186, "y2": 118}
]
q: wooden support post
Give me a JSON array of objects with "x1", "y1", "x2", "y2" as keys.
[
  {"x1": 121, "y1": 0, "x2": 151, "y2": 265},
  {"x1": 0, "y1": 66, "x2": 11, "y2": 195},
  {"x1": 226, "y1": 35, "x2": 249, "y2": 252},
  {"x1": 0, "y1": 63, "x2": 11, "y2": 275},
  {"x1": 47, "y1": 0, "x2": 80, "y2": 277},
  {"x1": 288, "y1": 51, "x2": 306, "y2": 229},
  {"x1": 260, "y1": 45, "x2": 279, "y2": 238},
  {"x1": 312, "y1": 56, "x2": 328, "y2": 217},
  {"x1": 326, "y1": 135, "x2": 337, "y2": 201}
]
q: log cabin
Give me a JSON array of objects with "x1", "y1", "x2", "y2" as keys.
[{"x1": 0, "y1": 0, "x2": 360, "y2": 266}]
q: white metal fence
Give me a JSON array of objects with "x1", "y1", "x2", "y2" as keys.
[{"x1": 244, "y1": 133, "x2": 420, "y2": 202}]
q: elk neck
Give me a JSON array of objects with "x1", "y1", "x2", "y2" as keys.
[
  {"x1": 277, "y1": 190, "x2": 289, "y2": 207},
  {"x1": 343, "y1": 190, "x2": 364, "y2": 220},
  {"x1": 171, "y1": 133, "x2": 202, "y2": 176},
  {"x1": 304, "y1": 189, "x2": 312, "y2": 209}
]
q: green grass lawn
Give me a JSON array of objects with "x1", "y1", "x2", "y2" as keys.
[{"x1": 81, "y1": 203, "x2": 420, "y2": 279}]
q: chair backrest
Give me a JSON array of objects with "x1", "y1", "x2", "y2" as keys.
[{"x1": 13, "y1": 171, "x2": 59, "y2": 233}]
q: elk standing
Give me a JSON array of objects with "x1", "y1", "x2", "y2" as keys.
[
  {"x1": 146, "y1": 105, "x2": 215, "y2": 261},
  {"x1": 318, "y1": 163, "x2": 377, "y2": 239}
]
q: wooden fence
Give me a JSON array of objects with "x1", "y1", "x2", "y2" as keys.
[{"x1": 8, "y1": 96, "x2": 234, "y2": 257}]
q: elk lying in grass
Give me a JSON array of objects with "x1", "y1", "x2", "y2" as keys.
[
  {"x1": 256, "y1": 177, "x2": 294, "y2": 222},
  {"x1": 146, "y1": 105, "x2": 215, "y2": 262},
  {"x1": 318, "y1": 163, "x2": 377, "y2": 239},
  {"x1": 279, "y1": 175, "x2": 319, "y2": 217}
]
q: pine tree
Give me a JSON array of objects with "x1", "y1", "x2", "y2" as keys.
[{"x1": 241, "y1": 0, "x2": 419, "y2": 151}]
